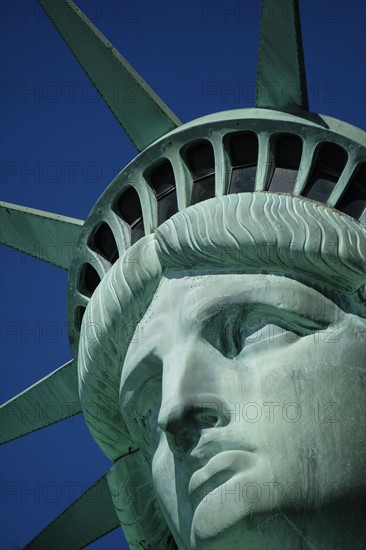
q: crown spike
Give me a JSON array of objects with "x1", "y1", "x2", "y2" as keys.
[
  {"x1": 25, "y1": 473, "x2": 119, "y2": 549},
  {"x1": 0, "y1": 202, "x2": 83, "y2": 269},
  {"x1": 38, "y1": 0, "x2": 181, "y2": 151},
  {"x1": 0, "y1": 360, "x2": 80, "y2": 445},
  {"x1": 256, "y1": 0, "x2": 309, "y2": 111}
]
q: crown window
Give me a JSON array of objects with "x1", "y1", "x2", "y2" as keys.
[
  {"x1": 185, "y1": 140, "x2": 216, "y2": 204},
  {"x1": 148, "y1": 160, "x2": 178, "y2": 225},
  {"x1": 78, "y1": 263, "x2": 101, "y2": 298},
  {"x1": 88, "y1": 222, "x2": 119, "y2": 264},
  {"x1": 114, "y1": 186, "x2": 144, "y2": 244},
  {"x1": 268, "y1": 134, "x2": 303, "y2": 193},
  {"x1": 304, "y1": 142, "x2": 347, "y2": 203},
  {"x1": 336, "y1": 163, "x2": 366, "y2": 220},
  {"x1": 226, "y1": 132, "x2": 258, "y2": 193}
]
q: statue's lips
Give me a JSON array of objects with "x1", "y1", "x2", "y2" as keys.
[{"x1": 188, "y1": 449, "x2": 257, "y2": 498}]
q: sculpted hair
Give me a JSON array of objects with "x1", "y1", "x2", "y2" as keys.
[{"x1": 77, "y1": 193, "x2": 366, "y2": 548}]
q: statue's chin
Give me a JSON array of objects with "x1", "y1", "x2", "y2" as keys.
[
  {"x1": 190, "y1": 508, "x2": 298, "y2": 550},
  {"x1": 190, "y1": 507, "x2": 318, "y2": 550},
  {"x1": 189, "y1": 472, "x2": 265, "y2": 549}
]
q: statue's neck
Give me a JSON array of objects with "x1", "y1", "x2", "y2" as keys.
[
  {"x1": 264, "y1": 499, "x2": 366, "y2": 549},
  {"x1": 189, "y1": 499, "x2": 366, "y2": 549}
]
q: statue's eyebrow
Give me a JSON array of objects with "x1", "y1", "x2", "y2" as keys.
[
  {"x1": 183, "y1": 281, "x2": 342, "y2": 329},
  {"x1": 201, "y1": 303, "x2": 332, "y2": 334}
]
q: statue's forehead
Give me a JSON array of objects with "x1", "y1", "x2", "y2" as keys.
[{"x1": 142, "y1": 273, "x2": 341, "y2": 327}]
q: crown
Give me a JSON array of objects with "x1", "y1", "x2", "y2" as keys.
[
  {"x1": 55, "y1": 0, "x2": 365, "y2": 356},
  {"x1": 67, "y1": 108, "x2": 366, "y2": 355}
]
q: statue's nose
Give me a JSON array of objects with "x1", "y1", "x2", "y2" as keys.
[{"x1": 158, "y1": 399, "x2": 230, "y2": 457}]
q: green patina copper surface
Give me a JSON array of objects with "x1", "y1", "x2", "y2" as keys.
[
  {"x1": 0, "y1": 0, "x2": 365, "y2": 547},
  {"x1": 79, "y1": 193, "x2": 365, "y2": 548},
  {"x1": 0, "y1": 360, "x2": 80, "y2": 445},
  {"x1": 256, "y1": 0, "x2": 309, "y2": 111},
  {"x1": 26, "y1": 474, "x2": 119, "y2": 550},
  {"x1": 0, "y1": 202, "x2": 83, "y2": 269}
]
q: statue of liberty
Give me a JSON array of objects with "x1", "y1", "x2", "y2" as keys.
[{"x1": 1, "y1": 1, "x2": 365, "y2": 548}]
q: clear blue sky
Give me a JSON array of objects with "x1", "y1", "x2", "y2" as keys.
[{"x1": 1, "y1": 1, "x2": 365, "y2": 548}]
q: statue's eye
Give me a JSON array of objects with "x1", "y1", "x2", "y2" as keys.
[
  {"x1": 201, "y1": 305, "x2": 248, "y2": 359},
  {"x1": 201, "y1": 305, "x2": 328, "y2": 359}
]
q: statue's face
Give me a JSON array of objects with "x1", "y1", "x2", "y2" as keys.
[{"x1": 120, "y1": 274, "x2": 366, "y2": 549}]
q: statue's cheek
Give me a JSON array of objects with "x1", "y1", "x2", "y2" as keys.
[{"x1": 258, "y1": 351, "x2": 366, "y2": 507}]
